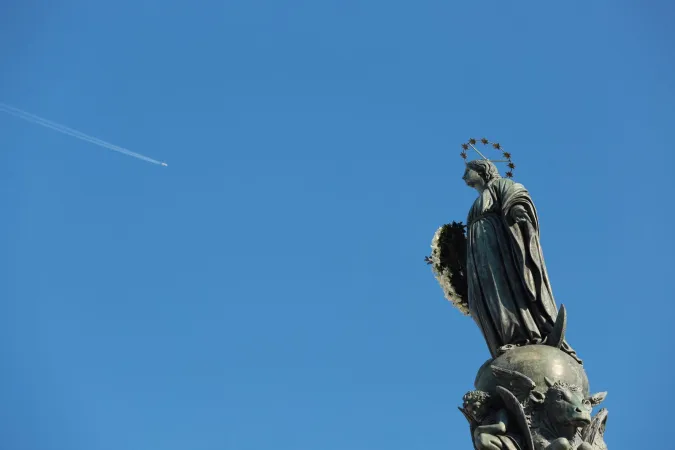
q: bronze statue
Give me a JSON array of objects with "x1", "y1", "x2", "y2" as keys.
[
  {"x1": 427, "y1": 139, "x2": 609, "y2": 449},
  {"x1": 462, "y1": 158, "x2": 581, "y2": 364}
]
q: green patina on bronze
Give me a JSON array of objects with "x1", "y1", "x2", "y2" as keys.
[{"x1": 429, "y1": 154, "x2": 610, "y2": 450}]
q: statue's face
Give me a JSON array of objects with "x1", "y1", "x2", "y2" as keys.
[
  {"x1": 546, "y1": 387, "x2": 592, "y2": 427},
  {"x1": 464, "y1": 397, "x2": 489, "y2": 420},
  {"x1": 462, "y1": 167, "x2": 484, "y2": 189}
]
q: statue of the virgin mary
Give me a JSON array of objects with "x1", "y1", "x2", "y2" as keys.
[{"x1": 460, "y1": 158, "x2": 581, "y2": 364}]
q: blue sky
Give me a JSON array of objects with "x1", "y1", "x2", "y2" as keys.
[{"x1": 2, "y1": 1, "x2": 674, "y2": 448}]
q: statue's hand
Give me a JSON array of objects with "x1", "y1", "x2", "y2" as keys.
[
  {"x1": 475, "y1": 423, "x2": 507, "y2": 436},
  {"x1": 474, "y1": 432, "x2": 504, "y2": 450},
  {"x1": 510, "y1": 205, "x2": 529, "y2": 224},
  {"x1": 473, "y1": 424, "x2": 507, "y2": 450}
]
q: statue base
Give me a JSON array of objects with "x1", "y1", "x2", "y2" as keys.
[{"x1": 460, "y1": 345, "x2": 608, "y2": 450}]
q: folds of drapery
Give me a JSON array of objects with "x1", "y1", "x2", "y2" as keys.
[{"x1": 466, "y1": 178, "x2": 580, "y2": 363}]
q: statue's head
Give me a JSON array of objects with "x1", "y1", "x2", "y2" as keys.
[
  {"x1": 463, "y1": 160, "x2": 501, "y2": 190},
  {"x1": 462, "y1": 390, "x2": 492, "y2": 422},
  {"x1": 534, "y1": 378, "x2": 607, "y2": 428}
]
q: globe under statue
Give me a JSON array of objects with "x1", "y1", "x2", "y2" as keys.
[{"x1": 426, "y1": 139, "x2": 608, "y2": 450}]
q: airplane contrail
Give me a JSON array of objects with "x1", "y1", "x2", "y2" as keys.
[{"x1": 0, "y1": 102, "x2": 167, "y2": 167}]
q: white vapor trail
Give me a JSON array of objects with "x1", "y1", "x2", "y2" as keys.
[{"x1": 0, "y1": 102, "x2": 167, "y2": 166}]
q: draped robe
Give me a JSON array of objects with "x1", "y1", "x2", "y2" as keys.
[{"x1": 466, "y1": 178, "x2": 580, "y2": 363}]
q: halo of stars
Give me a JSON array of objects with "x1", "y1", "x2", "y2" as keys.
[{"x1": 460, "y1": 138, "x2": 516, "y2": 178}]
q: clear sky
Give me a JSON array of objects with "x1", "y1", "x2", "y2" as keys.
[{"x1": 2, "y1": 1, "x2": 673, "y2": 449}]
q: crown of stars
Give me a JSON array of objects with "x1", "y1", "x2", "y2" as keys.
[{"x1": 460, "y1": 138, "x2": 516, "y2": 178}]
